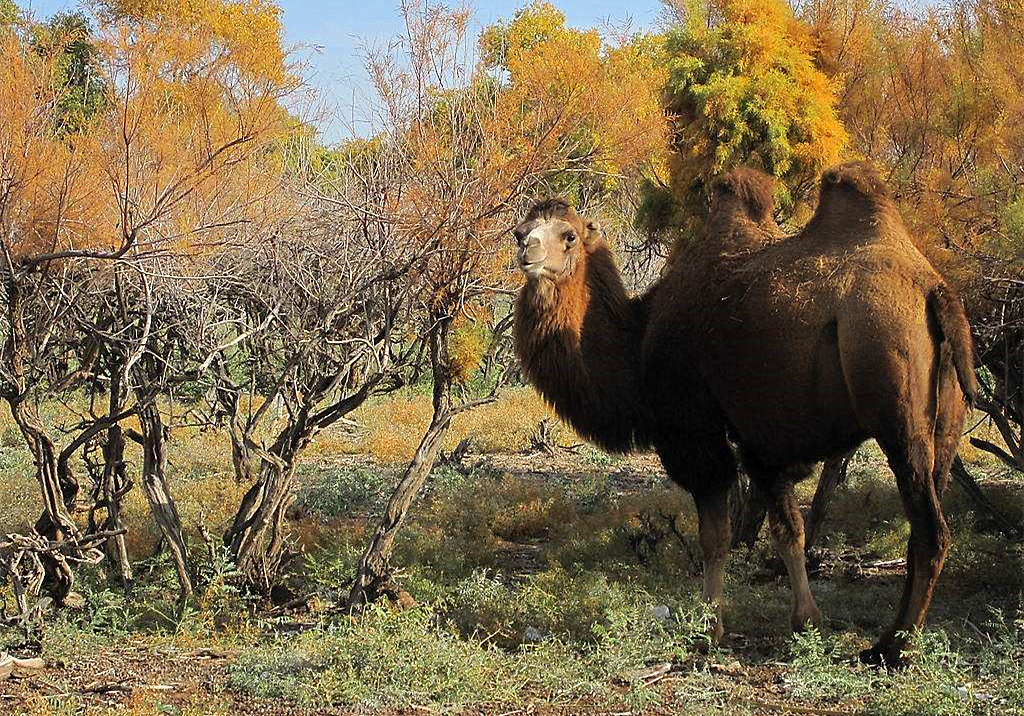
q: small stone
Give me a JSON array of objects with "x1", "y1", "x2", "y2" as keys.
[
  {"x1": 647, "y1": 604, "x2": 672, "y2": 624},
  {"x1": 524, "y1": 626, "x2": 544, "y2": 642}
]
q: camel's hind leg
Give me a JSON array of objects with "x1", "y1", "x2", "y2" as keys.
[
  {"x1": 745, "y1": 457, "x2": 822, "y2": 632},
  {"x1": 862, "y1": 434, "x2": 949, "y2": 667}
]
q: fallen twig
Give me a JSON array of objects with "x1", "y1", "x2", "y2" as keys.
[{"x1": 82, "y1": 680, "x2": 132, "y2": 695}]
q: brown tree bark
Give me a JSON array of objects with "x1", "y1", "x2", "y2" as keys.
[
  {"x1": 223, "y1": 414, "x2": 311, "y2": 590},
  {"x1": 9, "y1": 398, "x2": 79, "y2": 603},
  {"x1": 222, "y1": 376, "x2": 382, "y2": 590},
  {"x1": 1, "y1": 273, "x2": 81, "y2": 604},
  {"x1": 347, "y1": 409, "x2": 453, "y2": 608},
  {"x1": 83, "y1": 364, "x2": 135, "y2": 586},
  {"x1": 131, "y1": 395, "x2": 193, "y2": 600},
  {"x1": 348, "y1": 317, "x2": 496, "y2": 609}
]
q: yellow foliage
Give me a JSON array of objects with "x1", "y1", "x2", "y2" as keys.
[
  {"x1": 490, "y1": 1, "x2": 670, "y2": 188},
  {"x1": 343, "y1": 388, "x2": 563, "y2": 462},
  {"x1": 448, "y1": 318, "x2": 488, "y2": 384},
  {"x1": 0, "y1": 0, "x2": 296, "y2": 267},
  {"x1": 663, "y1": 0, "x2": 846, "y2": 227},
  {"x1": 99, "y1": 0, "x2": 287, "y2": 83}
]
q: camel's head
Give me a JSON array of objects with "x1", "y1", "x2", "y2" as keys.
[{"x1": 513, "y1": 198, "x2": 602, "y2": 284}]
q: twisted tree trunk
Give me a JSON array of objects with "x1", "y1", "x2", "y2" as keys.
[
  {"x1": 10, "y1": 398, "x2": 79, "y2": 604},
  {"x1": 1, "y1": 274, "x2": 80, "y2": 604},
  {"x1": 348, "y1": 317, "x2": 496, "y2": 609},
  {"x1": 83, "y1": 365, "x2": 134, "y2": 586},
  {"x1": 347, "y1": 409, "x2": 453, "y2": 608},
  {"x1": 132, "y1": 396, "x2": 193, "y2": 600},
  {"x1": 224, "y1": 414, "x2": 311, "y2": 590}
]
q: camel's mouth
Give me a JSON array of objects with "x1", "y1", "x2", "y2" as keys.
[
  {"x1": 518, "y1": 253, "x2": 550, "y2": 279},
  {"x1": 519, "y1": 260, "x2": 548, "y2": 279}
]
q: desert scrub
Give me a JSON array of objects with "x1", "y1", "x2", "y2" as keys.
[
  {"x1": 229, "y1": 596, "x2": 710, "y2": 710},
  {"x1": 345, "y1": 387, "x2": 566, "y2": 461},
  {"x1": 787, "y1": 628, "x2": 872, "y2": 703},
  {"x1": 787, "y1": 626, "x2": 1022, "y2": 716},
  {"x1": 293, "y1": 463, "x2": 397, "y2": 520},
  {"x1": 229, "y1": 604, "x2": 522, "y2": 708},
  {"x1": 437, "y1": 568, "x2": 712, "y2": 657}
]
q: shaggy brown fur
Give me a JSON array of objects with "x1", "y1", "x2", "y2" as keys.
[
  {"x1": 513, "y1": 202, "x2": 649, "y2": 453},
  {"x1": 513, "y1": 160, "x2": 976, "y2": 666}
]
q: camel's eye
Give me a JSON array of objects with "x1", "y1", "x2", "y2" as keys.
[
  {"x1": 512, "y1": 227, "x2": 527, "y2": 245},
  {"x1": 563, "y1": 230, "x2": 578, "y2": 245}
]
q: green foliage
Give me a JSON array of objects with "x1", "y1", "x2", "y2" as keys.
[
  {"x1": 0, "y1": 0, "x2": 17, "y2": 27},
  {"x1": 30, "y1": 12, "x2": 107, "y2": 134},
  {"x1": 228, "y1": 588, "x2": 713, "y2": 709},
  {"x1": 480, "y1": 0, "x2": 569, "y2": 72},
  {"x1": 788, "y1": 627, "x2": 869, "y2": 702},
  {"x1": 229, "y1": 604, "x2": 522, "y2": 708},
  {"x1": 293, "y1": 464, "x2": 396, "y2": 520},
  {"x1": 997, "y1": 193, "x2": 1024, "y2": 262},
  {"x1": 647, "y1": 0, "x2": 846, "y2": 244}
]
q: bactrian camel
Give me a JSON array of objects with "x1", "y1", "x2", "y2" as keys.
[{"x1": 512, "y1": 161, "x2": 976, "y2": 666}]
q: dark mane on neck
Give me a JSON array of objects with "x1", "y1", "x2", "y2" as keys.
[{"x1": 514, "y1": 240, "x2": 650, "y2": 453}]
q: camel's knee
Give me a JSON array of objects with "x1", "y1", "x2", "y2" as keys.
[{"x1": 909, "y1": 518, "x2": 951, "y2": 571}]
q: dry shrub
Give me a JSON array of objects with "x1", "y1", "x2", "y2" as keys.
[
  {"x1": 490, "y1": 489, "x2": 576, "y2": 543},
  {"x1": 450, "y1": 389, "x2": 564, "y2": 453},
  {"x1": 958, "y1": 412, "x2": 1012, "y2": 466},
  {"x1": 354, "y1": 395, "x2": 434, "y2": 462},
  {"x1": 343, "y1": 387, "x2": 562, "y2": 462}
]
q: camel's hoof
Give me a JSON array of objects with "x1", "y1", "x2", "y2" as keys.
[
  {"x1": 859, "y1": 646, "x2": 909, "y2": 670},
  {"x1": 790, "y1": 607, "x2": 823, "y2": 634}
]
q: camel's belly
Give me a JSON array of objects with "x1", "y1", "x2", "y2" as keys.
[{"x1": 701, "y1": 312, "x2": 866, "y2": 466}]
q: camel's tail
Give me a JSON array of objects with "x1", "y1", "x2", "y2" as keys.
[{"x1": 928, "y1": 284, "x2": 978, "y2": 406}]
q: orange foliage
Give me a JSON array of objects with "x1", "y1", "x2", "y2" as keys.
[
  {"x1": 0, "y1": 0, "x2": 297, "y2": 267},
  {"x1": 0, "y1": 32, "x2": 105, "y2": 260},
  {"x1": 799, "y1": 0, "x2": 1024, "y2": 282},
  {"x1": 490, "y1": 1, "x2": 669, "y2": 190}
]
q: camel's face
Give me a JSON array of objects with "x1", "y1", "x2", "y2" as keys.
[{"x1": 512, "y1": 213, "x2": 584, "y2": 283}]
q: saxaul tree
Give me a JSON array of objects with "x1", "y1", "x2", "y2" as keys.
[
  {"x1": 347, "y1": 0, "x2": 670, "y2": 607},
  {"x1": 1, "y1": 0, "x2": 300, "y2": 606},
  {"x1": 207, "y1": 173, "x2": 427, "y2": 591}
]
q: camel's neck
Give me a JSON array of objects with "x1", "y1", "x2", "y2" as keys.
[{"x1": 514, "y1": 245, "x2": 649, "y2": 453}]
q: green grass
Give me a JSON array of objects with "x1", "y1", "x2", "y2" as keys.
[{"x1": 1, "y1": 398, "x2": 1023, "y2": 714}]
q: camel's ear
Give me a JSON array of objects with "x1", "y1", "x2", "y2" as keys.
[{"x1": 583, "y1": 219, "x2": 602, "y2": 247}]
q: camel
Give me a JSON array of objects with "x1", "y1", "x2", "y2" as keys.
[{"x1": 512, "y1": 161, "x2": 976, "y2": 666}]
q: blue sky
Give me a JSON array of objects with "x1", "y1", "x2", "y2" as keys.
[{"x1": 20, "y1": 1, "x2": 665, "y2": 141}]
